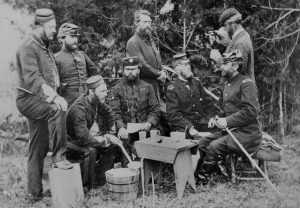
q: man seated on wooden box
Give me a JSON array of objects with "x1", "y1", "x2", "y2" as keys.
[{"x1": 66, "y1": 75, "x2": 122, "y2": 190}]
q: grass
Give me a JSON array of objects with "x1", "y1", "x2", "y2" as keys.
[{"x1": 0, "y1": 135, "x2": 300, "y2": 208}]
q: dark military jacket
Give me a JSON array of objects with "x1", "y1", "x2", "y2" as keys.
[
  {"x1": 166, "y1": 77, "x2": 218, "y2": 131},
  {"x1": 109, "y1": 79, "x2": 161, "y2": 131},
  {"x1": 55, "y1": 49, "x2": 98, "y2": 94},
  {"x1": 222, "y1": 73, "x2": 261, "y2": 152},
  {"x1": 15, "y1": 34, "x2": 59, "y2": 100},
  {"x1": 126, "y1": 32, "x2": 162, "y2": 98},
  {"x1": 66, "y1": 95, "x2": 115, "y2": 147}
]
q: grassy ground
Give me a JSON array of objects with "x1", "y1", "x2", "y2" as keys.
[{"x1": 0, "y1": 135, "x2": 300, "y2": 208}]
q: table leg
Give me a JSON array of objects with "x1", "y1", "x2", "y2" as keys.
[
  {"x1": 143, "y1": 159, "x2": 162, "y2": 186},
  {"x1": 173, "y1": 149, "x2": 196, "y2": 198}
]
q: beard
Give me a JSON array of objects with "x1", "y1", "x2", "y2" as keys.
[
  {"x1": 125, "y1": 74, "x2": 138, "y2": 82},
  {"x1": 65, "y1": 42, "x2": 78, "y2": 51}
]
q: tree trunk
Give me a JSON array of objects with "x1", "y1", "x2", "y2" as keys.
[
  {"x1": 268, "y1": 80, "x2": 275, "y2": 128},
  {"x1": 278, "y1": 79, "x2": 285, "y2": 141}
]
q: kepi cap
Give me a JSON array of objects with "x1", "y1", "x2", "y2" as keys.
[
  {"x1": 86, "y1": 75, "x2": 105, "y2": 89},
  {"x1": 122, "y1": 57, "x2": 139, "y2": 69},
  {"x1": 34, "y1": 8, "x2": 55, "y2": 25},
  {"x1": 172, "y1": 53, "x2": 190, "y2": 68},
  {"x1": 219, "y1": 8, "x2": 242, "y2": 25},
  {"x1": 57, "y1": 23, "x2": 80, "y2": 39}
]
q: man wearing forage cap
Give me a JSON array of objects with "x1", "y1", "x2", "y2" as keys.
[
  {"x1": 109, "y1": 57, "x2": 161, "y2": 165},
  {"x1": 199, "y1": 49, "x2": 262, "y2": 180},
  {"x1": 219, "y1": 7, "x2": 255, "y2": 83},
  {"x1": 66, "y1": 75, "x2": 122, "y2": 189},
  {"x1": 55, "y1": 23, "x2": 99, "y2": 106},
  {"x1": 14, "y1": 8, "x2": 72, "y2": 200}
]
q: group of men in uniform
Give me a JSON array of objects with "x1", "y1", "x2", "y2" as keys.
[{"x1": 15, "y1": 7, "x2": 261, "y2": 201}]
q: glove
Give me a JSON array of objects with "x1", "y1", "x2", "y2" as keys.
[
  {"x1": 216, "y1": 117, "x2": 227, "y2": 129},
  {"x1": 117, "y1": 127, "x2": 128, "y2": 139},
  {"x1": 53, "y1": 96, "x2": 68, "y2": 111},
  {"x1": 208, "y1": 118, "x2": 217, "y2": 128}
]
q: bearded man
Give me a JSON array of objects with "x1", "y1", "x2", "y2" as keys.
[
  {"x1": 109, "y1": 57, "x2": 161, "y2": 165},
  {"x1": 126, "y1": 10, "x2": 167, "y2": 106},
  {"x1": 55, "y1": 23, "x2": 99, "y2": 106},
  {"x1": 219, "y1": 8, "x2": 255, "y2": 82}
]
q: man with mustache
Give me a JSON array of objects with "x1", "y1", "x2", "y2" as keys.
[
  {"x1": 219, "y1": 8, "x2": 255, "y2": 82},
  {"x1": 15, "y1": 8, "x2": 72, "y2": 201},
  {"x1": 109, "y1": 57, "x2": 161, "y2": 165},
  {"x1": 126, "y1": 10, "x2": 167, "y2": 107},
  {"x1": 55, "y1": 23, "x2": 99, "y2": 106},
  {"x1": 166, "y1": 53, "x2": 219, "y2": 183},
  {"x1": 66, "y1": 75, "x2": 122, "y2": 189},
  {"x1": 200, "y1": 49, "x2": 262, "y2": 180}
]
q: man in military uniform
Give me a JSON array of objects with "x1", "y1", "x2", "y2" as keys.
[
  {"x1": 202, "y1": 49, "x2": 262, "y2": 177},
  {"x1": 55, "y1": 23, "x2": 99, "y2": 106},
  {"x1": 219, "y1": 8, "x2": 255, "y2": 82},
  {"x1": 66, "y1": 75, "x2": 122, "y2": 189},
  {"x1": 166, "y1": 54, "x2": 220, "y2": 182},
  {"x1": 166, "y1": 53, "x2": 218, "y2": 137},
  {"x1": 126, "y1": 10, "x2": 168, "y2": 106},
  {"x1": 15, "y1": 9, "x2": 72, "y2": 200},
  {"x1": 109, "y1": 57, "x2": 161, "y2": 164}
]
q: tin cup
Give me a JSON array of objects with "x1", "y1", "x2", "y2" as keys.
[
  {"x1": 170, "y1": 131, "x2": 185, "y2": 142},
  {"x1": 139, "y1": 131, "x2": 147, "y2": 140},
  {"x1": 150, "y1": 129, "x2": 161, "y2": 143}
]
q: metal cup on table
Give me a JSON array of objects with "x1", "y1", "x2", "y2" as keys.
[
  {"x1": 139, "y1": 131, "x2": 147, "y2": 140},
  {"x1": 150, "y1": 129, "x2": 161, "y2": 143}
]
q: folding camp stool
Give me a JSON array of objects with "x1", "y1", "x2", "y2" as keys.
[{"x1": 229, "y1": 154, "x2": 268, "y2": 183}]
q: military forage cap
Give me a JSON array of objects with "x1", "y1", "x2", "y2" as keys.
[
  {"x1": 122, "y1": 57, "x2": 139, "y2": 69},
  {"x1": 219, "y1": 8, "x2": 242, "y2": 25},
  {"x1": 86, "y1": 75, "x2": 105, "y2": 89},
  {"x1": 57, "y1": 23, "x2": 80, "y2": 39},
  {"x1": 34, "y1": 8, "x2": 55, "y2": 25},
  {"x1": 172, "y1": 53, "x2": 190, "y2": 68},
  {"x1": 222, "y1": 49, "x2": 243, "y2": 63}
]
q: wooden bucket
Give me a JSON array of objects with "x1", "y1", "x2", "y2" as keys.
[{"x1": 105, "y1": 168, "x2": 140, "y2": 201}]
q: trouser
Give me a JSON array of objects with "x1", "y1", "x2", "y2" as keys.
[
  {"x1": 66, "y1": 145, "x2": 118, "y2": 188},
  {"x1": 121, "y1": 132, "x2": 140, "y2": 166},
  {"x1": 16, "y1": 93, "x2": 68, "y2": 197},
  {"x1": 205, "y1": 133, "x2": 244, "y2": 165}
]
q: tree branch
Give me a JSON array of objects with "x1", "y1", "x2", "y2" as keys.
[{"x1": 252, "y1": 4, "x2": 300, "y2": 12}]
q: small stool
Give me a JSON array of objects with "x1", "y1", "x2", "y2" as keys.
[
  {"x1": 135, "y1": 136, "x2": 198, "y2": 199},
  {"x1": 229, "y1": 154, "x2": 268, "y2": 183}
]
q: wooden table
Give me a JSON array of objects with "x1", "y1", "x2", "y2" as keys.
[{"x1": 135, "y1": 136, "x2": 198, "y2": 198}]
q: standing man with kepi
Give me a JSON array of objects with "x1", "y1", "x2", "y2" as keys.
[
  {"x1": 14, "y1": 8, "x2": 72, "y2": 201},
  {"x1": 219, "y1": 8, "x2": 255, "y2": 82},
  {"x1": 126, "y1": 10, "x2": 168, "y2": 107},
  {"x1": 55, "y1": 23, "x2": 99, "y2": 106}
]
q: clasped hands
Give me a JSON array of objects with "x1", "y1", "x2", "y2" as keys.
[{"x1": 117, "y1": 122, "x2": 151, "y2": 139}]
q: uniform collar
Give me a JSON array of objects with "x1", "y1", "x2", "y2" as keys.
[
  {"x1": 227, "y1": 73, "x2": 241, "y2": 83},
  {"x1": 32, "y1": 34, "x2": 49, "y2": 49}
]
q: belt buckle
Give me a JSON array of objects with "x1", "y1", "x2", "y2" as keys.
[{"x1": 79, "y1": 86, "x2": 86, "y2": 94}]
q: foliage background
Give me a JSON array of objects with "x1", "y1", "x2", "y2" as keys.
[{"x1": 1, "y1": 0, "x2": 300, "y2": 138}]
